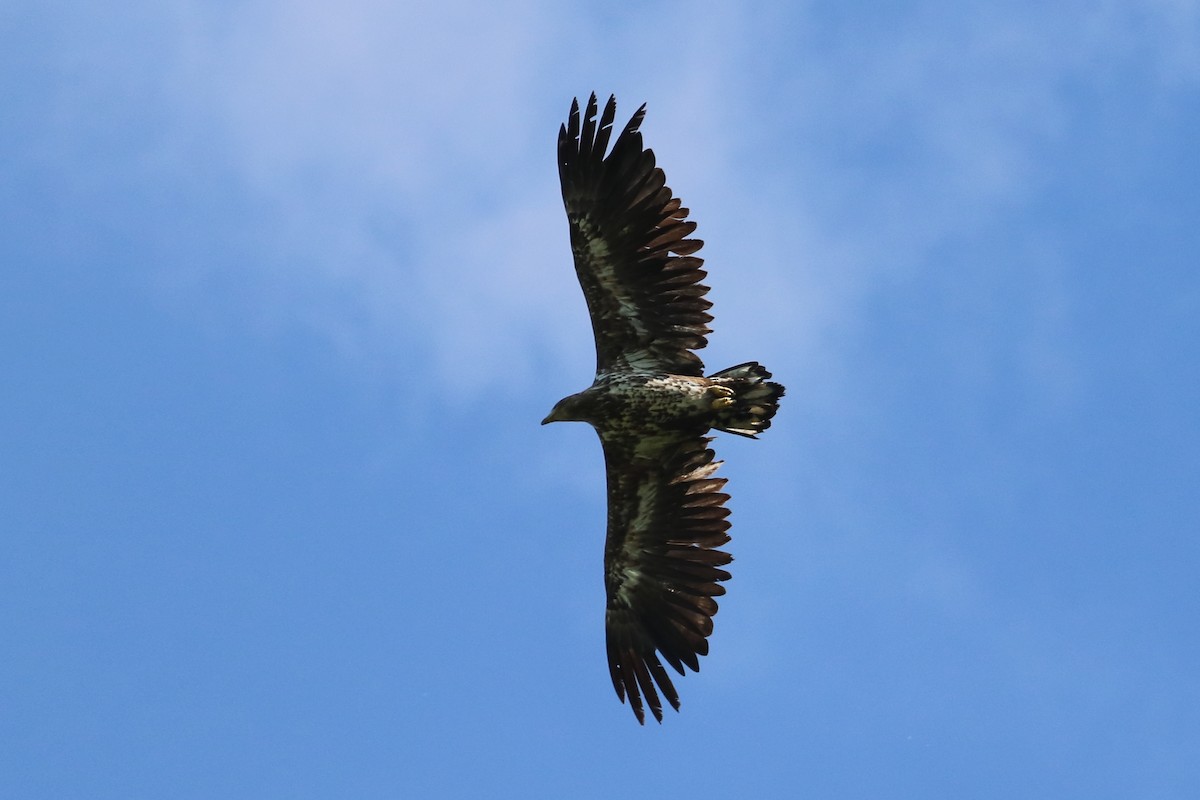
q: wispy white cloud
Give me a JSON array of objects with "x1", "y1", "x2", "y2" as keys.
[
  {"x1": 150, "y1": 0, "x2": 570, "y2": 383},
  {"x1": 170, "y1": 0, "x2": 555, "y2": 196},
  {"x1": 114, "y1": 0, "x2": 1195, "y2": 406},
  {"x1": 712, "y1": 2, "x2": 1198, "y2": 415}
]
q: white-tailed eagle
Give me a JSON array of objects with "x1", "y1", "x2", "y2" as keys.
[{"x1": 543, "y1": 94, "x2": 784, "y2": 724}]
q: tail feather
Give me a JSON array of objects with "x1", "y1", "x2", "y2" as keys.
[{"x1": 709, "y1": 362, "x2": 785, "y2": 438}]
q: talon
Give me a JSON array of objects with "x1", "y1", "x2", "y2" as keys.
[{"x1": 708, "y1": 384, "x2": 735, "y2": 410}]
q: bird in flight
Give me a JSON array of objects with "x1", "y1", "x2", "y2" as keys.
[{"x1": 543, "y1": 94, "x2": 785, "y2": 724}]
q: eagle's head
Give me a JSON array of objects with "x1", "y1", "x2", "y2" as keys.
[{"x1": 542, "y1": 391, "x2": 592, "y2": 425}]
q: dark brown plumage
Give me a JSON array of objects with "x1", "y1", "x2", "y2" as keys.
[{"x1": 543, "y1": 94, "x2": 784, "y2": 724}]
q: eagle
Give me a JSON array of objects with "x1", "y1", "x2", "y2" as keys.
[{"x1": 542, "y1": 94, "x2": 785, "y2": 724}]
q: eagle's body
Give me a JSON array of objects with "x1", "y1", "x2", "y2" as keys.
[
  {"x1": 544, "y1": 94, "x2": 784, "y2": 724},
  {"x1": 554, "y1": 371, "x2": 710, "y2": 437}
]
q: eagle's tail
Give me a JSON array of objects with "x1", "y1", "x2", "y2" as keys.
[{"x1": 708, "y1": 362, "x2": 785, "y2": 439}]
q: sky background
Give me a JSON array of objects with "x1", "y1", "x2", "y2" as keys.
[{"x1": 3, "y1": 1, "x2": 1199, "y2": 797}]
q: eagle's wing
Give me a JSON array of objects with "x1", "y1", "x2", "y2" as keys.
[
  {"x1": 601, "y1": 433, "x2": 733, "y2": 724},
  {"x1": 559, "y1": 94, "x2": 712, "y2": 377}
]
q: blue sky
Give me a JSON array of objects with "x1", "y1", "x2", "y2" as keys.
[{"x1": 3, "y1": 1, "x2": 1198, "y2": 797}]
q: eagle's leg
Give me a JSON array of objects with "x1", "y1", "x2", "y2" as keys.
[{"x1": 707, "y1": 384, "x2": 735, "y2": 410}]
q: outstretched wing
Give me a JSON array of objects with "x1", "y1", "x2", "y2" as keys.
[
  {"x1": 601, "y1": 433, "x2": 733, "y2": 724},
  {"x1": 559, "y1": 94, "x2": 712, "y2": 377}
]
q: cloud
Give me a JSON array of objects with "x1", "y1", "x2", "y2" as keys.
[
  {"x1": 94, "y1": 0, "x2": 1193, "y2": 402},
  {"x1": 170, "y1": 0, "x2": 555, "y2": 194}
]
